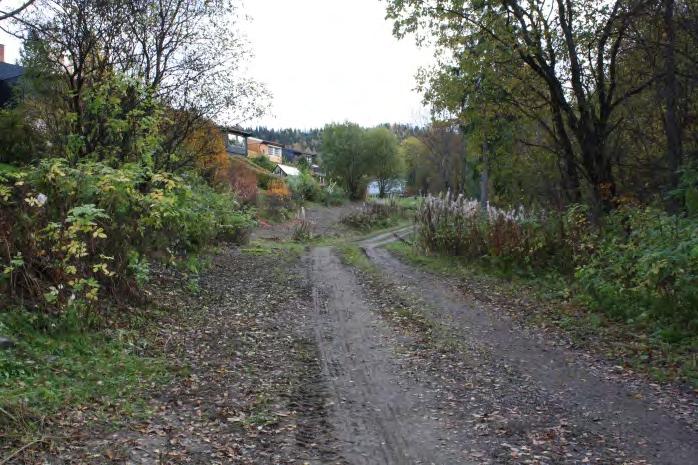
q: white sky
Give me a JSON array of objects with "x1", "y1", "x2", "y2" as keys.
[
  {"x1": 0, "y1": 0, "x2": 433, "y2": 129},
  {"x1": 239, "y1": 0, "x2": 433, "y2": 129}
]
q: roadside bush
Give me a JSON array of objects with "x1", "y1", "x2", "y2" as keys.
[
  {"x1": 0, "y1": 159, "x2": 255, "y2": 313},
  {"x1": 225, "y1": 156, "x2": 277, "y2": 192},
  {"x1": 576, "y1": 207, "x2": 698, "y2": 334},
  {"x1": 415, "y1": 193, "x2": 698, "y2": 339},
  {"x1": 321, "y1": 181, "x2": 347, "y2": 206},
  {"x1": 291, "y1": 208, "x2": 314, "y2": 242},
  {"x1": 414, "y1": 193, "x2": 593, "y2": 273},
  {"x1": 226, "y1": 162, "x2": 258, "y2": 205},
  {"x1": 259, "y1": 179, "x2": 293, "y2": 221}
]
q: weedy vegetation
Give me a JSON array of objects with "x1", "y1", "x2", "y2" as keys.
[{"x1": 410, "y1": 193, "x2": 698, "y2": 385}]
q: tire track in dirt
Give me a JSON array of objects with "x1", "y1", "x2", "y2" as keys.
[
  {"x1": 310, "y1": 246, "x2": 474, "y2": 465},
  {"x1": 359, "y1": 236, "x2": 698, "y2": 465}
]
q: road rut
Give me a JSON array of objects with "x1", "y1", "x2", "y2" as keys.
[{"x1": 310, "y1": 246, "x2": 472, "y2": 464}]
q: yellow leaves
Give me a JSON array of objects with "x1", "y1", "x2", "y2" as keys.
[
  {"x1": 93, "y1": 227, "x2": 107, "y2": 239},
  {"x1": 152, "y1": 173, "x2": 178, "y2": 191},
  {"x1": 92, "y1": 262, "x2": 115, "y2": 277},
  {"x1": 85, "y1": 286, "x2": 99, "y2": 301},
  {"x1": 46, "y1": 161, "x2": 66, "y2": 181},
  {"x1": 65, "y1": 240, "x2": 88, "y2": 258},
  {"x1": 0, "y1": 186, "x2": 11, "y2": 202},
  {"x1": 149, "y1": 189, "x2": 165, "y2": 202},
  {"x1": 24, "y1": 193, "x2": 48, "y2": 207}
]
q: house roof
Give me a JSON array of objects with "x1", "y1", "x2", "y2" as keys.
[
  {"x1": 249, "y1": 137, "x2": 283, "y2": 148},
  {"x1": 275, "y1": 164, "x2": 300, "y2": 176},
  {"x1": 0, "y1": 62, "x2": 24, "y2": 82},
  {"x1": 219, "y1": 126, "x2": 251, "y2": 137}
]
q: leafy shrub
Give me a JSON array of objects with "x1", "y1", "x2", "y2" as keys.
[
  {"x1": 0, "y1": 108, "x2": 39, "y2": 165},
  {"x1": 259, "y1": 179, "x2": 293, "y2": 221},
  {"x1": 414, "y1": 193, "x2": 593, "y2": 273},
  {"x1": 576, "y1": 207, "x2": 698, "y2": 334},
  {"x1": 291, "y1": 207, "x2": 314, "y2": 242},
  {"x1": 0, "y1": 159, "x2": 255, "y2": 312},
  {"x1": 226, "y1": 161, "x2": 258, "y2": 205},
  {"x1": 288, "y1": 172, "x2": 322, "y2": 202},
  {"x1": 321, "y1": 181, "x2": 347, "y2": 206},
  {"x1": 415, "y1": 193, "x2": 698, "y2": 339},
  {"x1": 251, "y1": 155, "x2": 276, "y2": 172}
]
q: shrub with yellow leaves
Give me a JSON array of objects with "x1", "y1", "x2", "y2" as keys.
[{"x1": 0, "y1": 158, "x2": 254, "y2": 313}]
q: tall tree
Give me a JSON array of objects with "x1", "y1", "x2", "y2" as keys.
[
  {"x1": 364, "y1": 127, "x2": 403, "y2": 197},
  {"x1": 388, "y1": 0, "x2": 656, "y2": 212},
  {"x1": 321, "y1": 123, "x2": 372, "y2": 199},
  {"x1": 10, "y1": 0, "x2": 268, "y2": 169}
]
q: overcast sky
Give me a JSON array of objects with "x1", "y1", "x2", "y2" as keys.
[
  {"x1": 240, "y1": 0, "x2": 433, "y2": 129},
  {"x1": 0, "y1": 0, "x2": 433, "y2": 129}
]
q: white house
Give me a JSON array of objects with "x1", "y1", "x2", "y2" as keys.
[
  {"x1": 367, "y1": 180, "x2": 405, "y2": 197},
  {"x1": 273, "y1": 164, "x2": 301, "y2": 177}
]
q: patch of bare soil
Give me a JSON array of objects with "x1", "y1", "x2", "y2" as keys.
[
  {"x1": 358, "y1": 236, "x2": 698, "y2": 465},
  {"x1": 32, "y1": 246, "x2": 341, "y2": 464}
]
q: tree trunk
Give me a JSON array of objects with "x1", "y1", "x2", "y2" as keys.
[
  {"x1": 580, "y1": 134, "x2": 616, "y2": 215},
  {"x1": 551, "y1": 107, "x2": 582, "y2": 203},
  {"x1": 480, "y1": 140, "x2": 489, "y2": 207},
  {"x1": 662, "y1": 0, "x2": 683, "y2": 190}
]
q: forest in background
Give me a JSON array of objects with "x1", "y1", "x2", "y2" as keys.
[{"x1": 246, "y1": 124, "x2": 425, "y2": 153}]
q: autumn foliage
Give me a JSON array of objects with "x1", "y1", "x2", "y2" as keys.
[{"x1": 185, "y1": 121, "x2": 230, "y2": 185}]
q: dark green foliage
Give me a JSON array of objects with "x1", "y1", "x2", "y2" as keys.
[
  {"x1": 251, "y1": 155, "x2": 277, "y2": 172},
  {"x1": 321, "y1": 123, "x2": 370, "y2": 199},
  {"x1": 576, "y1": 207, "x2": 698, "y2": 336},
  {"x1": 321, "y1": 123, "x2": 404, "y2": 200},
  {"x1": 0, "y1": 108, "x2": 39, "y2": 165},
  {"x1": 288, "y1": 172, "x2": 322, "y2": 202}
]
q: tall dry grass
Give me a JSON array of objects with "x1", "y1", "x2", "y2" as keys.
[{"x1": 414, "y1": 193, "x2": 593, "y2": 273}]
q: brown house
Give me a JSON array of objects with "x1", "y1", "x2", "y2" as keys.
[{"x1": 247, "y1": 137, "x2": 283, "y2": 164}]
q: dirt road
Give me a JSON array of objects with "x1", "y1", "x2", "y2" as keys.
[
  {"x1": 310, "y1": 246, "x2": 472, "y2": 464},
  {"x1": 305, "y1": 230, "x2": 698, "y2": 464},
  {"x1": 33, "y1": 225, "x2": 698, "y2": 464}
]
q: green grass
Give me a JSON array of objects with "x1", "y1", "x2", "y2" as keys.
[
  {"x1": 385, "y1": 241, "x2": 698, "y2": 388},
  {"x1": 0, "y1": 307, "x2": 170, "y2": 441},
  {"x1": 336, "y1": 243, "x2": 377, "y2": 274}
]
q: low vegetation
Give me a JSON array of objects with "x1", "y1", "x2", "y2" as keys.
[
  {"x1": 0, "y1": 0, "x2": 261, "y2": 446},
  {"x1": 411, "y1": 193, "x2": 698, "y2": 384},
  {"x1": 341, "y1": 199, "x2": 407, "y2": 231}
]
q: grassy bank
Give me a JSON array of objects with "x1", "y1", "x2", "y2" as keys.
[{"x1": 0, "y1": 306, "x2": 174, "y2": 452}]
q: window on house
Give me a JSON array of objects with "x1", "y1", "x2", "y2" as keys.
[{"x1": 227, "y1": 133, "x2": 245, "y2": 147}]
